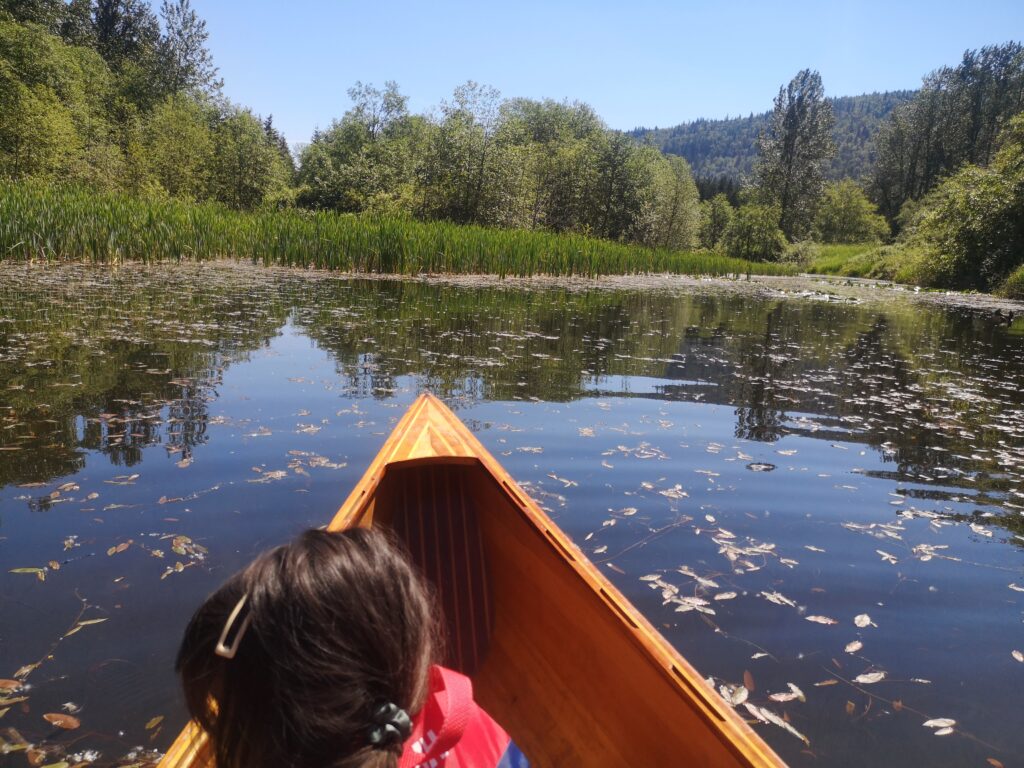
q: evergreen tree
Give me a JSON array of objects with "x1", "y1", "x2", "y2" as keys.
[{"x1": 754, "y1": 69, "x2": 835, "y2": 240}]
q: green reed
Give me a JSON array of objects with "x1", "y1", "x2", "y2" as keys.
[{"x1": 0, "y1": 182, "x2": 796, "y2": 278}]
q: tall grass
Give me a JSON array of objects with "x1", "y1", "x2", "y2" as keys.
[{"x1": 0, "y1": 182, "x2": 796, "y2": 278}]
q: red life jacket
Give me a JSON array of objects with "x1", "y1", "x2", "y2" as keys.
[{"x1": 398, "y1": 665, "x2": 520, "y2": 768}]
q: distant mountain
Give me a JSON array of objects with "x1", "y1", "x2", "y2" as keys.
[{"x1": 630, "y1": 91, "x2": 916, "y2": 186}]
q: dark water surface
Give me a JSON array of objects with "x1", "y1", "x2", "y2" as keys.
[{"x1": 1, "y1": 263, "x2": 1022, "y2": 767}]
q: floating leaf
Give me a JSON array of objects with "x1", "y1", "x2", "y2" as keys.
[
  {"x1": 0, "y1": 679, "x2": 21, "y2": 692},
  {"x1": 9, "y1": 567, "x2": 45, "y2": 581},
  {"x1": 718, "y1": 683, "x2": 749, "y2": 707},
  {"x1": 845, "y1": 640, "x2": 863, "y2": 654},
  {"x1": 923, "y1": 718, "x2": 956, "y2": 728},
  {"x1": 845, "y1": 700, "x2": 856, "y2": 715},
  {"x1": 145, "y1": 715, "x2": 164, "y2": 730},
  {"x1": 1012, "y1": 650, "x2": 1023, "y2": 663},
  {"x1": 854, "y1": 671, "x2": 887, "y2": 684},
  {"x1": 933, "y1": 727, "x2": 954, "y2": 736},
  {"x1": 43, "y1": 712, "x2": 80, "y2": 729},
  {"x1": 805, "y1": 615, "x2": 838, "y2": 625},
  {"x1": 743, "y1": 669, "x2": 756, "y2": 692},
  {"x1": 854, "y1": 613, "x2": 875, "y2": 628}
]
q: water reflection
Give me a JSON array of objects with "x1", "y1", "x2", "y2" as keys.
[{"x1": 1, "y1": 263, "x2": 1023, "y2": 766}]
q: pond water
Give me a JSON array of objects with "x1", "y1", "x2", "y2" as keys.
[{"x1": 1, "y1": 263, "x2": 1022, "y2": 767}]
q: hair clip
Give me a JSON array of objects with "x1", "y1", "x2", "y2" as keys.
[{"x1": 215, "y1": 593, "x2": 253, "y2": 659}]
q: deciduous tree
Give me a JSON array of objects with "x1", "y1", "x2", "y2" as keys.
[{"x1": 754, "y1": 69, "x2": 835, "y2": 240}]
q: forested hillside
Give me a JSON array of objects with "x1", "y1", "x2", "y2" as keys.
[{"x1": 632, "y1": 91, "x2": 915, "y2": 183}]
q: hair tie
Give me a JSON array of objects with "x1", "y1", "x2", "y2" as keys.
[{"x1": 367, "y1": 701, "x2": 412, "y2": 751}]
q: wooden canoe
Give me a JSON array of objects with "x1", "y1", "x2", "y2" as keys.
[{"x1": 159, "y1": 393, "x2": 786, "y2": 767}]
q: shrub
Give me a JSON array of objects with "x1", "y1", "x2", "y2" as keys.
[
  {"x1": 813, "y1": 180, "x2": 890, "y2": 243},
  {"x1": 722, "y1": 204, "x2": 786, "y2": 262},
  {"x1": 997, "y1": 264, "x2": 1024, "y2": 300}
]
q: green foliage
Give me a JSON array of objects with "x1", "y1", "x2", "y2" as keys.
[
  {"x1": 297, "y1": 84, "x2": 703, "y2": 251},
  {"x1": 871, "y1": 42, "x2": 1024, "y2": 221},
  {"x1": 895, "y1": 112, "x2": 1024, "y2": 291},
  {"x1": 755, "y1": 69, "x2": 835, "y2": 241},
  {"x1": 699, "y1": 193, "x2": 734, "y2": 249},
  {"x1": 722, "y1": 204, "x2": 787, "y2": 262},
  {"x1": 805, "y1": 243, "x2": 899, "y2": 279},
  {"x1": 0, "y1": 181, "x2": 797, "y2": 278},
  {"x1": 632, "y1": 91, "x2": 914, "y2": 182},
  {"x1": 210, "y1": 108, "x2": 291, "y2": 209},
  {"x1": 813, "y1": 180, "x2": 890, "y2": 243},
  {"x1": 143, "y1": 93, "x2": 213, "y2": 199},
  {"x1": 997, "y1": 264, "x2": 1024, "y2": 299}
]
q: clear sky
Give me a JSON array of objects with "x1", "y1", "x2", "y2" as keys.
[{"x1": 194, "y1": 0, "x2": 1024, "y2": 148}]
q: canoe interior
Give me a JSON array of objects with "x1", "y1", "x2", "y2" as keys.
[{"x1": 361, "y1": 457, "x2": 777, "y2": 767}]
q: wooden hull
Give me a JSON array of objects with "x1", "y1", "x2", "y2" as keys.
[{"x1": 159, "y1": 394, "x2": 785, "y2": 767}]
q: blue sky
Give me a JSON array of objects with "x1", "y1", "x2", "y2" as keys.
[{"x1": 194, "y1": 0, "x2": 1024, "y2": 148}]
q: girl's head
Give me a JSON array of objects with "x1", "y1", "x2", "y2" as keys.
[{"x1": 176, "y1": 527, "x2": 438, "y2": 768}]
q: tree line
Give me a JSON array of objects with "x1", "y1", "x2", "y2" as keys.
[{"x1": 0, "y1": 0, "x2": 294, "y2": 207}]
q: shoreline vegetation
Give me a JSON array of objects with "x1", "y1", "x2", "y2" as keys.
[
  {"x1": 0, "y1": 182, "x2": 795, "y2": 277},
  {"x1": 1, "y1": 4, "x2": 1022, "y2": 296}
]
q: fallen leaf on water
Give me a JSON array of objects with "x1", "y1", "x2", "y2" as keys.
[
  {"x1": 714, "y1": 592, "x2": 737, "y2": 601},
  {"x1": 9, "y1": 567, "x2": 45, "y2": 580},
  {"x1": 923, "y1": 718, "x2": 956, "y2": 728},
  {"x1": 77, "y1": 618, "x2": 107, "y2": 626},
  {"x1": 933, "y1": 727, "x2": 954, "y2": 736},
  {"x1": 988, "y1": 758, "x2": 1005, "y2": 768},
  {"x1": 813, "y1": 679, "x2": 838, "y2": 687},
  {"x1": 743, "y1": 670, "x2": 756, "y2": 692},
  {"x1": 719, "y1": 684, "x2": 749, "y2": 706},
  {"x1": 48, "y1": 560, "x2": 60, "y2": 570},
  {"x1": 743, "y1": 703, "x2": 809, "y2": 745},
  {"x1": 845, "y1": 700, "x2": 856, "y2": 715},
  {"x1": 805, "y1": 615, "x2": 838, "y2": 625},
  {"x1": 854, "y1": 671, "x2": 887, "y2": 684},
  {"x1": 845, "y1": 641, "x2": 863, "y2": 654},
  {"x1": 854, "y1": 613, "x2": 875, "y2": 628},
  {"x1": 0, "y1": 679, "x2": 21, "y2": 692},
  {"x1": 43, "y1": 712, "x2": 80, "y2": 729},
  {"x1": 1012, "y1": 650, "x2": 1023, "y2": 663},
  {"x1": 145, "y1": 715, "x2": 164, "y2": 730},
  {"x1": 1009, "y1": 584, "x2": 1024, "y2": 592}
]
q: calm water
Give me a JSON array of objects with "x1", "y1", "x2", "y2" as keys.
[{"x1": 1, "y1": 263, "x2": 1022, "y2": 767}]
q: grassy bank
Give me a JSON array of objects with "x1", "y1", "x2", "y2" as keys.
[
  {"x1": 802, "y1": 243, "x2": 899, "y2": 279},
  {"x1": 0, "y1": 183, "x2": 796, "y2": 279}
]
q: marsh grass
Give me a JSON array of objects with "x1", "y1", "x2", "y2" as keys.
[{"x1": 0, "y1": 182, "x2": 796, "y2": 278}]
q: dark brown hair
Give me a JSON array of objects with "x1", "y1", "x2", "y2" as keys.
[{"x1": 176, "y1": 527, "x2": 438, "y2": 768}]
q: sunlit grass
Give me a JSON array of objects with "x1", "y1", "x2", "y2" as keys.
[
  {"x1": 805, "y1": 243, "x2": 898, "y2": 279},
  {"x1": 0, "y1": 182, "x2": 797, "y2": 278}
]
